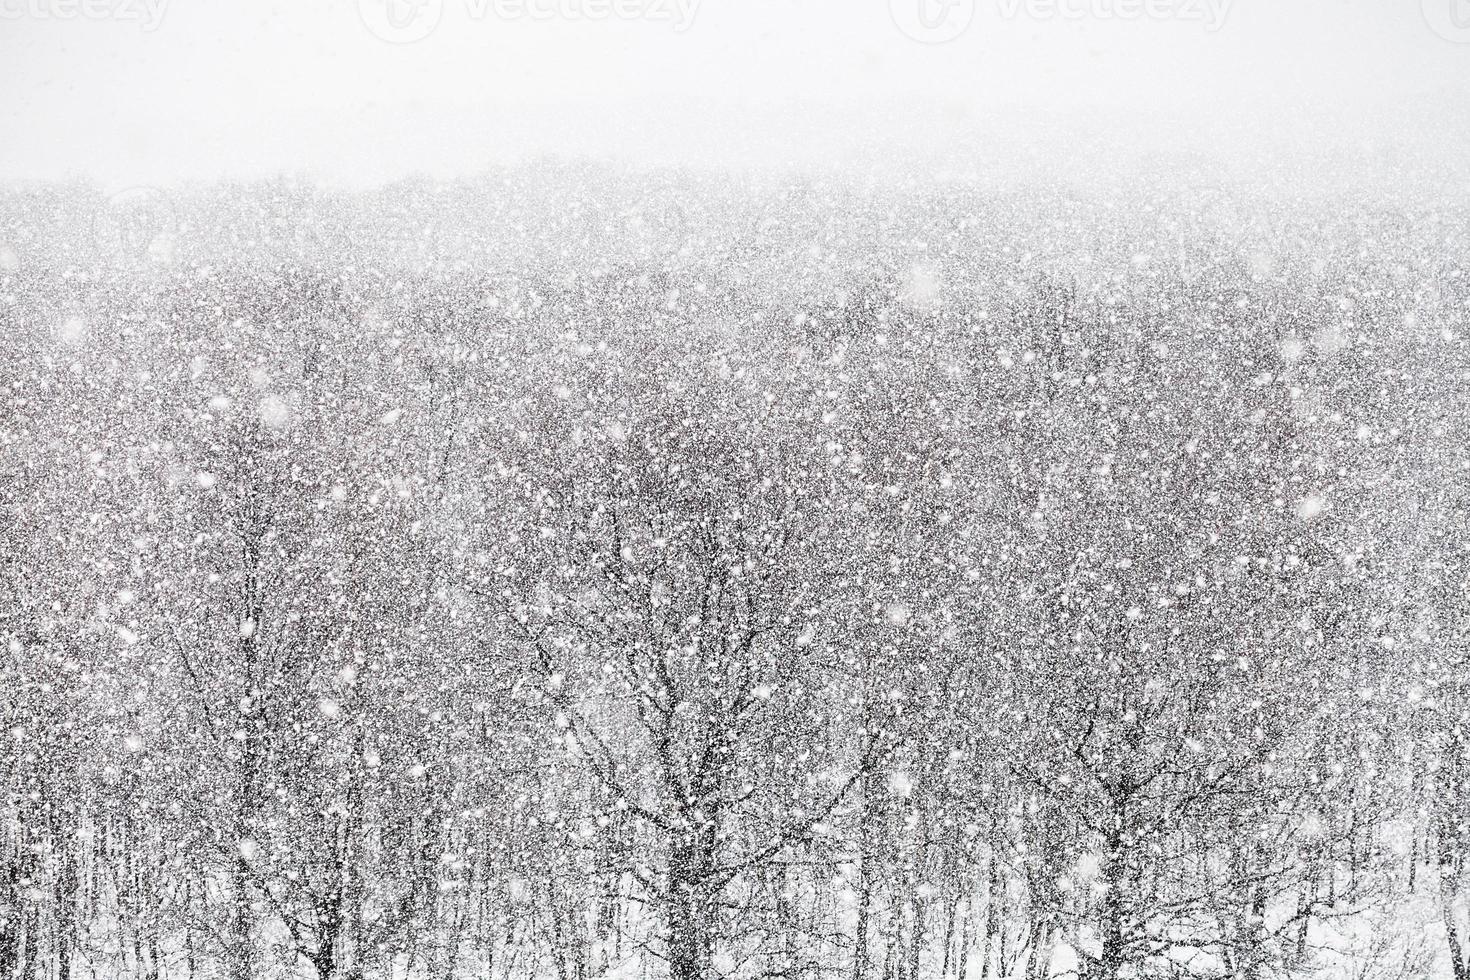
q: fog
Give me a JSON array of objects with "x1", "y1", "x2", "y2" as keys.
[
  {"x1": 9, "y1": 4, "x2": 1470, "y2": 980},
  {"x1": 4, "y1": 0, "x2": 1468, "y2": 195}
]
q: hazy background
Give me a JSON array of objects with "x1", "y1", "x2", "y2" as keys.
[{"x1": 3, "y1": 0, "x2": 1468, "y2": 196}]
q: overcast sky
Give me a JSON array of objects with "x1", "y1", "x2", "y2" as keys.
[{"x1": 3, "y1": 0, "x2": 1468, "y2": 192}]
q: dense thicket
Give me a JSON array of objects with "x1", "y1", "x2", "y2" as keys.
[{"x1": 1, "y1": 177, "x2": 1468, "y2": 978}]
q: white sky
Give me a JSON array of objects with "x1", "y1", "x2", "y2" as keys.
[{"x1": 3, "y1": 0, "x2": 1468, "y2": 191}]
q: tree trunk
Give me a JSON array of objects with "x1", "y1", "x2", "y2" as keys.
[
  {"x1": 230, "y1": 856, "x2": 255, "y2": 980},
  {"x1": 666, "y1": 829, "x2": 716, "y2": 980},
  {"x1": 1441, "y1": 848, "x2": 1469, "y2": 980},
  {"x1": 853, "y1": 762, "x2": 876, "y2": 980},
  {"x1": 1094, "y1": 820, "x2": 1129, "y2": 980}
]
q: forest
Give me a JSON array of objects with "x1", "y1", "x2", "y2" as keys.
[{"x1": 0, "y1": 170, "x2": 1467, "y2": 979}]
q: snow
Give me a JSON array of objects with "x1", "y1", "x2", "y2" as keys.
[{"x1": 0, "y1": 169, "x2": 1465, "y2": 980}]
